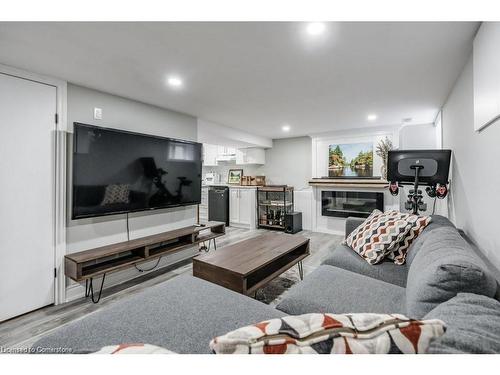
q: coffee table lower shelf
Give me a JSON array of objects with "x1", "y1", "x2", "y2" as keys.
[
  {"x1": 245, "y1": 254, "x2": 307, "y2": 295},
  {"x1": 192, "y1": 234, "x2": 310, "y2": 296}
]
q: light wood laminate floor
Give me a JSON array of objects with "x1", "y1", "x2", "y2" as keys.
[{"x1": 0, "y1": 227, "x2": 342, "y2": 349}]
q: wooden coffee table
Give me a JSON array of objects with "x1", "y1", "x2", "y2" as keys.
[{"x1": 192, "y1": 233, "x2": 310, "y2": 296}]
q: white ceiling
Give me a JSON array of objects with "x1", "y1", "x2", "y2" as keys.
[{"x1": 0, "y1": 22, "x2": 478, "y2": 139}]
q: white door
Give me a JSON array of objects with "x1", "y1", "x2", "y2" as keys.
[
  {"x1": 229, "y1": 188, "x2": 240, "y2": 224},
  {"x1": 0, "y1": 73, "x2": 56, "y2": 322},
  {"x1": 238, "y1": 189, "x2": 253, "y2": 226}
]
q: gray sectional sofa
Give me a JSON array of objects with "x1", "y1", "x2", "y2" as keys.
[{"x1": 33, "y1": 215, "x2": 500, "y2": 354}]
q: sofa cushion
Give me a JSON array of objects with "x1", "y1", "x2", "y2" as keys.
[
  {"x1": 32, "y1": 274, "x2": 286, "y2": 354},
  {"x1": 424, "y1": 293, "x2": 500, "y2": 354},
  {"x1": 210, "y1": 312, "x2": 445, "y2": 354},
  {"x1": 345, "y1": 217, "x2": 366, "y2": 238},
  {"x1": 406, "y1": 226, "x2": 498, "y2": 319},
  {"x1": 276, "y1": 265, "x2": 406, "y2": 315},
  {"x1": 405, "y1": 214, "x2": 455, "y2": 267},
  {"x1": 322, "y1": 244, "x2": 408, "y2": 287}
]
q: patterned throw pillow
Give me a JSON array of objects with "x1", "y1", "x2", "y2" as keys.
[
  {"x1": 93, "y1": 343, "x2": 174, "y2": 354},
  {"x1": 101, "y1": 184, "x2": 130, "y2": 205},
  {"x1": 343, "y1": 210, "x2": 414, "y2": 264},
  {"x1": 210, "y1": 313, "x2": 446, "y2": 354},
  {"x1": 387, "y1": 214, "x2": 432, "y2": 265},
  {"x1": 341, "y1": 209, "x2": 383, "y2": 247}
]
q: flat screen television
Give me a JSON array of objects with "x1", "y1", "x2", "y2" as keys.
[{"x1": 72, "y1": 123, "x2": 202, "y2": 219}]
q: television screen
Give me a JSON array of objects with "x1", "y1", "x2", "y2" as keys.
[{"x1": 72, "y1": 123, "x2": 202, "y2": 219}]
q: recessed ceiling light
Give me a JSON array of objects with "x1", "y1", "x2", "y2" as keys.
[
  {"x1": 282, "y1": 124, "x2": 291, "y2": 132},
  {"x1": 306, "y1": 22, "x2": 326, "y2": 36},
  {"x1": 367, "y1": 114, "x2": 377, "y2": 121},
  {"x1": 167, "y1": 76, "x2": 183, "y2": 88}
]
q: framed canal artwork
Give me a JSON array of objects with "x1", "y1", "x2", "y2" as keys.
[{"x1": 328, "y1": 142, "x2": 373, "y2": 178}]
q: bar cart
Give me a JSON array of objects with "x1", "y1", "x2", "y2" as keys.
[{"x1": 257, "y1": 185, "x2": 294, "y2": 230}]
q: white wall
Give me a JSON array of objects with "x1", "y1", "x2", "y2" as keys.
[
  {"x1": 442, "y1": 54, "x2": 500, "y2": 270},
  {"x1": 399, "y1": 123, "x2": 439, "y2": 149},
  {"x1": 261, "y1": 137, "x2": 312, "y2": 191},
  {"x1": 65, "y1": 84, "x2": 199, "y2": 297}
]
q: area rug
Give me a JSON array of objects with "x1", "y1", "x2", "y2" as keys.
[{"x1": 255, "y1": 269, "x2": 301, "y2": 306}]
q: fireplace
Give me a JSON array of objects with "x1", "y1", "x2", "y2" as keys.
[{"x1": 321, "y1": 191, "x2": 384, "y2": 218}]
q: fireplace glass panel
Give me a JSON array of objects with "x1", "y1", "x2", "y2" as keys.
[{"x1": 321, "y1": 191, "x2": 384, "y2": 218}]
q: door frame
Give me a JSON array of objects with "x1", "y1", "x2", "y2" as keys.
[{"x1": 0, "y1": 63, "x2": 67, "y2": 305}]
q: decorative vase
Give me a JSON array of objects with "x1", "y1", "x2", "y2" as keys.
[
  {"x1": 376, "y1": 137, "x2": 393, "y2": 181},
  {"x1": 380, "y1": 163, "x2": 387, "y2": 181}
]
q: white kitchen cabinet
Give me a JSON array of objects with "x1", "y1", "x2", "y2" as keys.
[
  {"x1": 235, "y1": 147, "x2": 266, "y2": 165},
  {"x1": 238, "y1": 189, "x2": 254, "y2": 226},
  {"x1": 229, "y1": 187, "x2": 256, "y2": 229},
  {"x1": 216, "y1": 146, "x2": 237, "y2": 162},
  {"x1": 203, "y1": 144, "x2": 218, "y2": 166},
  {"x1": 229, "y1": 188, "x2": 240, "y2": 224}
]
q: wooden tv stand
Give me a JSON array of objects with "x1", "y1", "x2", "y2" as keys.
[{"x1": 64, "y1": 221, "x2": 225, "y2": 303}]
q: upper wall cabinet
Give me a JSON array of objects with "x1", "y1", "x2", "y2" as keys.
[
  {"x1": 216, "y1": 146, "x2": 237, "y2": 162},
  {"x1": 203, "y1": 144, "x2": 266, "y2": 166},
  {"x1": 203, "y1": 144, "x2": 219, "y2": 166},
  {"x1": 236, "y1": 148, "x2": 266, "y2": 165},
  {"x1": 474, "y1": 23, "x2": 500, "y2": 131}
]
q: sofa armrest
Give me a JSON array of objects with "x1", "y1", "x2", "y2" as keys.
[{"x1": 345, "y1": 217, "x2": 366, "y2": 239}]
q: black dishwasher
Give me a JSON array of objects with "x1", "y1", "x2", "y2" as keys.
[{"x1": 208, "y1": 186, "x2": 229, "y2": 226}]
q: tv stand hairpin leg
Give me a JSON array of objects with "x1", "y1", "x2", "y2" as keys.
[
  {"x1": 199, "y1": 241, "x2": 209, "y2": 252},
  {"x1": 200, "y1": 238, "x2": 217, "y2": 252},
  {"x1": 85, "y1": 274, "x2": 106, "y2": 304},
  {"x1": 208, "y1": 238, "x2": 217, "y2": 251}
]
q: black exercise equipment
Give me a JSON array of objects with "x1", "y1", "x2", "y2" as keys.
[{"x1": 387, "y1": 149, "x2": 451, "y2": 214}]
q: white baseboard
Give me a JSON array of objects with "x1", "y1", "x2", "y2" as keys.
[
  {"x1": 229, "y1": 222, "x2": 254, "y2": 230},
  {"x1": 65, "y1": 283, "x2": 86, "y2": 302}
]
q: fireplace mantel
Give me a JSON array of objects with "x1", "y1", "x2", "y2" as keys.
[{"x1": 309, "y1": 178, "x2": 388, "y2": 189}]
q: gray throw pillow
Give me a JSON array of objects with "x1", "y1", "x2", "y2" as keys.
[{"x1": 424, "y1": 293, "x2": 500, "y2": 354}]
